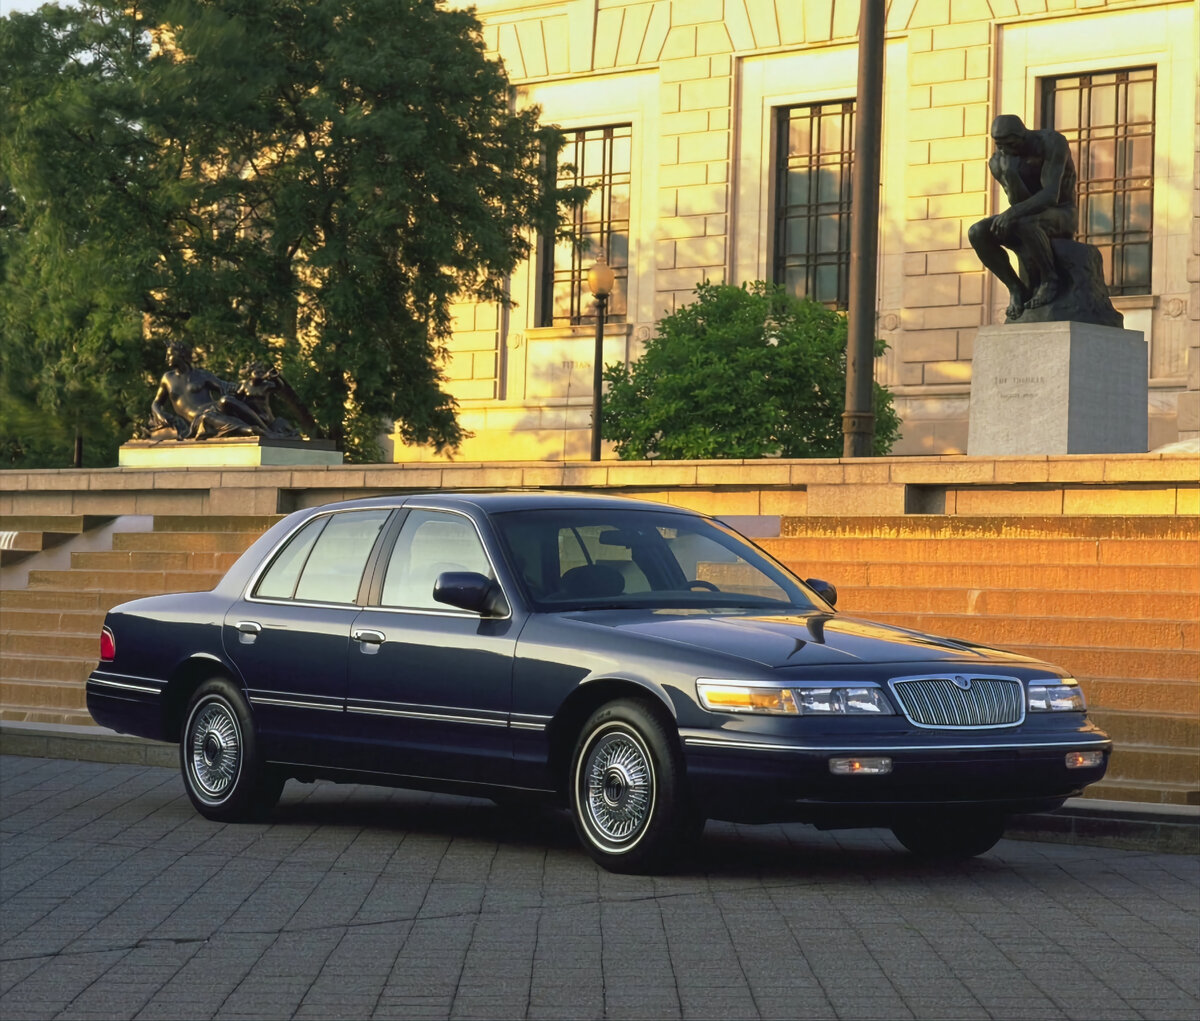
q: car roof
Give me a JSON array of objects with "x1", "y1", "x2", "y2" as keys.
[{"x1": 308, "y1": 490, "x2": 696, "y2": 517}]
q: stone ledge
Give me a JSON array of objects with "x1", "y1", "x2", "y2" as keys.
[
  {"x1": 3, "y1": 453, "x2": 1196, "y2": 521},
  {"x1": 0, "y1": 719, "x2": 176, "y2": 768},
  {"x1": 2, "y1": 720, "x2": 1195, "y2": 854}
]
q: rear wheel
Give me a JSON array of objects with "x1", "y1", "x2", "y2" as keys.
[
  {"x1": 569, "y1": 699, "x2": 694, "y2": 873},
  {"x1": 181, "y1": 677, "x2": 282, "y2": 822},
  {"x1": 892, "y1": 810, "x2": 1006, "y2": 859}
]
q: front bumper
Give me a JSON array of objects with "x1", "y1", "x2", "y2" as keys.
[{"x1": 680, "y1": 725, "x2": 1111, "y2": 824}]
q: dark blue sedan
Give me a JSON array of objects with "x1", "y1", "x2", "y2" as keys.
[{"x1": 87, "y1": 492, "x2": 1110, "y2": 872}]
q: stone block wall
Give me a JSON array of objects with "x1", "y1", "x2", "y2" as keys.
[{"x1": 405, "y1": 0, "x2": 1199, "y2": 463}]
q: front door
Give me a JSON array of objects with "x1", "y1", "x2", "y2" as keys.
[{"x1": 343, "y1": 508, "x2": 520, "y2": 786}]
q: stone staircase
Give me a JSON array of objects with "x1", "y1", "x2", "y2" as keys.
[
  {"x1": 759, "y1": 516, "x2": 1200, "y2": 806},
  {"x1": 1, "y1": 509, "x2": 1197, "y2": 808},
  {"x1": 0, "y1": 515, "x2": 278, "y2": 726}
]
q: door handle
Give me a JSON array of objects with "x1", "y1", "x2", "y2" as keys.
[
  {"x1": 235, "y1": 621, "x2": 261, "y2": 645},
  {"x1": 353, "y1": 628, "x2": 386, "y2": 646}
]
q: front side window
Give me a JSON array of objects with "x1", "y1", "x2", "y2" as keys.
[
  {"x1": 539, "y1": 124, "x2": 631, "y2": 327},
  {"x1": 380, "y1": 510, "x2": 493, "y2": 610},
  {"x1": 1042, "y1": 67, "x2": 1155, "y2": 295},
  {"x1": 774, "y1": 100, "x2": 855, "y2": 310},
  {"x1": 254, "y1": 510, "x2": 390, "y2": 604}
]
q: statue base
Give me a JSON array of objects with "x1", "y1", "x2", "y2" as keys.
[
  {"x1": 119, "y1": 436, "x2": 343, "y2": 467},
  {"x1": 967, "y1": 322, "x2": 1147, "y2": 456}
]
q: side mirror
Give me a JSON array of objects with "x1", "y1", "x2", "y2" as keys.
[
  {"x1": 433, "y1": 571, "x2": 508, "y2": 617},
  {"x1": 805, "y1": 577, "x2": 837, "y2": 607}
]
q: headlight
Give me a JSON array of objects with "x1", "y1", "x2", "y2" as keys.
[
  {"x1": 794, "y1": 686, "x2": 893, "y2": 715},
  {"x1": 1028, "y1": 679, "x2": 1086, "y2": 712},
  {"x1": 697, "y1": 681, "x2": 893, "y2": 715}
]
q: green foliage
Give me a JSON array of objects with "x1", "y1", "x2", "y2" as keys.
[
  {"x1": 1, "y1": 0, "x2": 577, "y2": 465},
  {"x1": 601, "y1": 281, "x2": 901, "y2": 460}
]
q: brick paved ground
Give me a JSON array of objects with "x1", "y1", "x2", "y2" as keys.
[{"x1": 2, "y1": 756, "x2": 1197, "y2": 1021}]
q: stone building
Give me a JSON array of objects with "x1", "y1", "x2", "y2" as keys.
[{"x1": 391, "y1": 0, "x2": 1199, "y2": 461}]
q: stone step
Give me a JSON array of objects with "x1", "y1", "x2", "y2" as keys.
[
  {"x1": 1089, "y1": 709, "x2": 1199, "y2": 751},
  {"x1": 0, "y1": 589, "x2": 125, "y2": 612},
  {"x1": 68, "y1": 550, "x2": 241, "y2": 573},
  {"x1": 764, "y1": 534, "x2": 1200, "y2": 568},
  {"x1": 1104, "y1": 744, "x2": 1199, "y2": 789},
  {"x1": 1009, "y1": 645, "x2": 1197, "y2": 685},
  {"x1": 1, "y1": 652, "x2": 93, "y2": 684},
  {"x1": 113, "y1": 530, "x2": 262, "y2": 553},
  {"x1": 0, "y1": 530, "x2": 86, "y2": 566},
  {"x1": 1084, "y1": 676, "x2": 1200, "y2": 716},
  {"x1": 0, "y1": 678, "x2": 87, "y2": 711},
  {"x1": 846, "y1": 610, "x2": 1196, "y2": 654},
  {"x1": 0, "y1": 532, "x2": 46, "y2": 551},
  {"x1": 1085, "y1": 778, "x2": 1199, "y2": 807},
  {"x1": 1, "y1": 631, "x2": 97, "y2": 659},
  {"x1": 778, "y1": 515, "x2": 1199, "y2": 542},
  {"x1": 852, "y1": 611, "x2": 1198, "y2": 681},
  {"x1": 26, "y1": 568, "x2": 224, "y2": 593},
  {"x1": 0, "y1": 705, "x2": 96, "y2": 727},
  {"x1": 831, "y1": 585, "x2": 1197, "y2": 622},
  {"x1": 0, "y1": 514, "x2": 113, "y2": 534},
  {"x1": 152, "y1": 515, "x2": 282, "y2": 533},
  {"x1": 0, "y1": 608, "x2": 106, "y2": 635},
  {"x1": 770, "y1": 559, "x2": 1199, "y2": 592}
]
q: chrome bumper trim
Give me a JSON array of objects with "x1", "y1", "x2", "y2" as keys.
[
  {"x1": 683, "y1": 736, "x2": 1113, "y2": 754},
  {"x1": 88, "y1": 676, "x2": 162, "y2": 696}
]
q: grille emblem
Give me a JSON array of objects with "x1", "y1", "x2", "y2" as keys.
[{"x1": 952, "y1": 675, "x2": 972, "y2": 690}]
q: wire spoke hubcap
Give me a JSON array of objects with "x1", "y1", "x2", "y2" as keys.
[
  {"x1": 189, "y1": 701, "x2": 241, "y2": 800},
  {"x1": 584, "y1": 730, "x2": 653, "y2": 845}
]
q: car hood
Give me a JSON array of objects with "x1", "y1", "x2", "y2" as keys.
[{"x1": 571, "y1": 610, "x2": 1035, "y2": 670}]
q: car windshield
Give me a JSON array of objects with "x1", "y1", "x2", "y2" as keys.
[{"x1": 491, "y1": 507, "x2": 827, "y2": 612}]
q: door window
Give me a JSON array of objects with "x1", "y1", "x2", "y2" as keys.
[
  {"x1": 253, "y1": 509, "x2": 390, "y2": 604},
  {"x1": 381, "y1": 510, "x2": 492, "y2": 610}
]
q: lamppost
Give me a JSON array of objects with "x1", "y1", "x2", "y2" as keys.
[{"x1": 587, "y1": 255, "x2": 615, "y2": 461}]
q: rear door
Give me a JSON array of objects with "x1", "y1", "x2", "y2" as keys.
[{"x1": 223, "y1": 508, "x2": 394, "y2": 766}]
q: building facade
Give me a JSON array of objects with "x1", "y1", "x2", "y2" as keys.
[{"x1": 391, "y1": 0, "x2": 1199, "y2": 461}]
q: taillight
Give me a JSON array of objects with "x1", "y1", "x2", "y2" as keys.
[{"x1": 100, "y1": 626, "x2": 116, "y2": 662}]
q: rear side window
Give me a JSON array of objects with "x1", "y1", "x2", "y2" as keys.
[
  {"x1": 254, "y1": 517, "x2": 326, "y2": 600},
  {"x1": 255, "y1": 510, "x2": 390, "y2": 603}
]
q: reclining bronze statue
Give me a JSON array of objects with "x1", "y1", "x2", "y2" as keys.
[{"x1": 143, "y1": 342, "x2": 312, "y2": 441}]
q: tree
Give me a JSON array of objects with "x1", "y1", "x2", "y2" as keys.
[
  {"x1": 1, "y1": 6, "x2": 162, "y2": 467},
  {"x1": 1, "y1": 0, "x2": 577, "y2": 464},
  {"x1": 601, "y1": 281, "x2": 901, "y2": 460}
]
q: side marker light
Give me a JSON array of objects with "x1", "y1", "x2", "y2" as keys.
[
  {"x1": 829, "y1": 756, "x2": 892, "y2": 776},
  {"x1": 1065, "y1": 750, "x2": 1104, "y2": 769}
]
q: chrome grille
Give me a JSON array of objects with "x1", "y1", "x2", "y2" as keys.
[{"x1": 889, "y1": 675, "x2": 1024, "y2": 728}]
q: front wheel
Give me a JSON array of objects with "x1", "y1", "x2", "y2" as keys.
[
  {"x1": 181, "y1": 677, "x2": 282, "y2": 823},
  {"x1": 570, "y1": 699, "x2": 693, "y2": 873},
  {"x1": 892, "y1": 810, "x2": 1006, "y2": 860}
]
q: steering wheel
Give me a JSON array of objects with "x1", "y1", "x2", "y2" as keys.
[{"x1": 686, "y1": 579, "x2": 720, "y2": 592}]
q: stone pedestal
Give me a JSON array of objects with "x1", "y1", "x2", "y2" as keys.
[
  {"x1": 119, "y1": 436, "x2": 343, "y2": 467},
  {"x1": 967, "y1": 322, "x2": 1147, "y2": 456}
]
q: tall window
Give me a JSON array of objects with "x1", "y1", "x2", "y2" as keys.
[
  {"x1": 774, "y1": 101, "x2": 855, "y2": 310},
  {"x1": 1043, "y1": 67, "x2": 1155, "y2": 295},
  {"x1": 540, "y1": 125, "x2": 631, "y2": 327}
]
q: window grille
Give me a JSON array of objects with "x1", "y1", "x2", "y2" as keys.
[
  {"x1": 773, "y1": 101, "x2": 855, "y2": 310},
  {"x1": 1042, "y1": 67, "x2": 1155, "y2": 295},
  {"x1": 539, "y1": 125, "x2": 631, "y2": 327}
]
